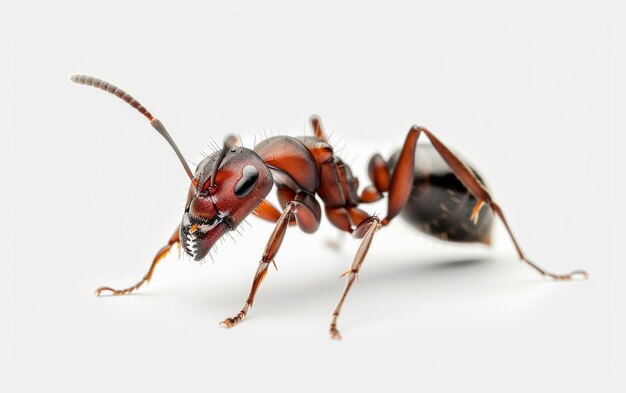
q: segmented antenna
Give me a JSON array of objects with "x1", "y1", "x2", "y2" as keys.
[
  {"x1": 70, "y1": 75, "x2": 154, "y2": 121},
  {"x1": 69, "y1": 74, "x2": 194, "y2": 180}
]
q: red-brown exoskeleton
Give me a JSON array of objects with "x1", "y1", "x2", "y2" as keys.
[{"x1": 70, "y1": 74, "x2": 588, "y2": 340}]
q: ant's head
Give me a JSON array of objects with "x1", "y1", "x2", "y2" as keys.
[
  {"x1": 69, "y1": 74, "x2": 273, "y2": 261},
  {"x1": 181, "y1": 142, "x2": 273, "y2": 260}
]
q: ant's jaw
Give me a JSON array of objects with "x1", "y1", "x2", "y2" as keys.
[{"x1": 180, "y1": 209, "x2": 234, "y2": 261}]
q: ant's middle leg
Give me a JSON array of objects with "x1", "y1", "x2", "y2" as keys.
[
  {"x1": 329, "y1": 216, "x2": 382, "y2": 340},
  {"x1": 359, "y1": 154, "x2": 389, "y2": 203}
]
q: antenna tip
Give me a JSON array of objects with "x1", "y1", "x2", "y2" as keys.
[{"x1": 69, "y1": 74, "x2": 81, "y2": 83}]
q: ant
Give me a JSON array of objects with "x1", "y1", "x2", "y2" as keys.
[{"x1": 70, "y1": 74, "x2": 588, "y2": 340}]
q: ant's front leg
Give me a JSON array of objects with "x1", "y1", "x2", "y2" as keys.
[
  {"x1": 95, "y1": 226, "x2": 180, "y2": 296},
  {"x1": 220, "y1": 195, "x2": 320, "y2": 328}
]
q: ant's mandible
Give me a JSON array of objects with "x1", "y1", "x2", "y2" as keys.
[{"x1": 70, "y1": 74, "x2": 588, "y2": 340}]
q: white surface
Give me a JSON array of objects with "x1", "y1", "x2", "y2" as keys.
[{"x1": 2, "y1": 1, "x2": 622, "y2": 392}]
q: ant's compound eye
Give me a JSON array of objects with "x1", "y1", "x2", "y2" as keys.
[{"x1": 234, "y1": 165, "x2": 259, "y2": 198}]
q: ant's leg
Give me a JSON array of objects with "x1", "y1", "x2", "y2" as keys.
[
  {"x1": 359, "y1": 185, "x2": 383, "y2": 203},
  {"x1": 359, "y1": 154, "x2": 389, "y2": 203},
  {"x1": 95, "y1": 226, "x2": 180, "y2": 296},
  {"x1": 384, "y1": 126, "x2": 424, "y2": 224},
  {"x1": 325, "y1": 206, "x2": 369, "y2": 250},
  {"x1": 255, "y1": 198, "x2": 309, "y2": 254},
  {"x1": 310, "y1": 114, "x2": 328, "y2": 141},
  {"x1": 220, "y1": 197, "x2": 320, "y2": 328},
  {"x1": 387, "y1": 125, "x2": 588, "y2": 280},
  {"x1": 421, "y1": 128, "x2": 587, "y2": 280},
  {"x1": 252, "y1": 199, "x2": 283, "y2": 223},
  {"x1": 329, "y1": 216, "x2": 381, "y2": 340}
]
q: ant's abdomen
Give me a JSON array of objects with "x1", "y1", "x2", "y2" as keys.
[{"x1": 388, "y1": 145, "x2": 493, "y2": 244}]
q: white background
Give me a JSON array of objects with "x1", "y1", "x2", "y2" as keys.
[{"x1": 1, "y1": 1, "x2": 623, "y2": 392}]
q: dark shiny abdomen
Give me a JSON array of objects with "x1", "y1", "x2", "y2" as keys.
[{"x1": 389, "y1": 145, "x2": 493, "y2": 244}]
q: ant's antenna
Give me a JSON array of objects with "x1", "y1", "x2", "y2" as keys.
[{"x1": 69, "y1": 74, "x2": 194, "y2": 180}]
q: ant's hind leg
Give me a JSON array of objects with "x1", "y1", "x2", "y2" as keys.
[
  {"x1": 386, "y1": 125, "x2": 588, "y2": 280},
  {"x1": 95, "y1": 226, "x2": 180, "y2": 296},
  {"x1": 420, "y1": 129, "x2": 588, "y2": 280},
  {"x1": 329, "y1": 216, "x2": 382, "y2": 340}
]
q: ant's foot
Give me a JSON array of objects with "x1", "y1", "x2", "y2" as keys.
[
  {"x1": 219, "y1": 310, "x2": 247, "y2": 328},
  {"x1": 95, "y1": 286, "x2": 126, "y2": 296},
  {"x1": 545, "y1": 269, "x2": 589, "y2": 281},
  {"x1": 95, "y1": 283, "x2": 141, "y2": 296},
  {"x1": 523, "y1": 258, "x2": 589, "y2": 282},
  {"x1": 329, "y1": 325, "x2": 342, "y2": 340}
]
